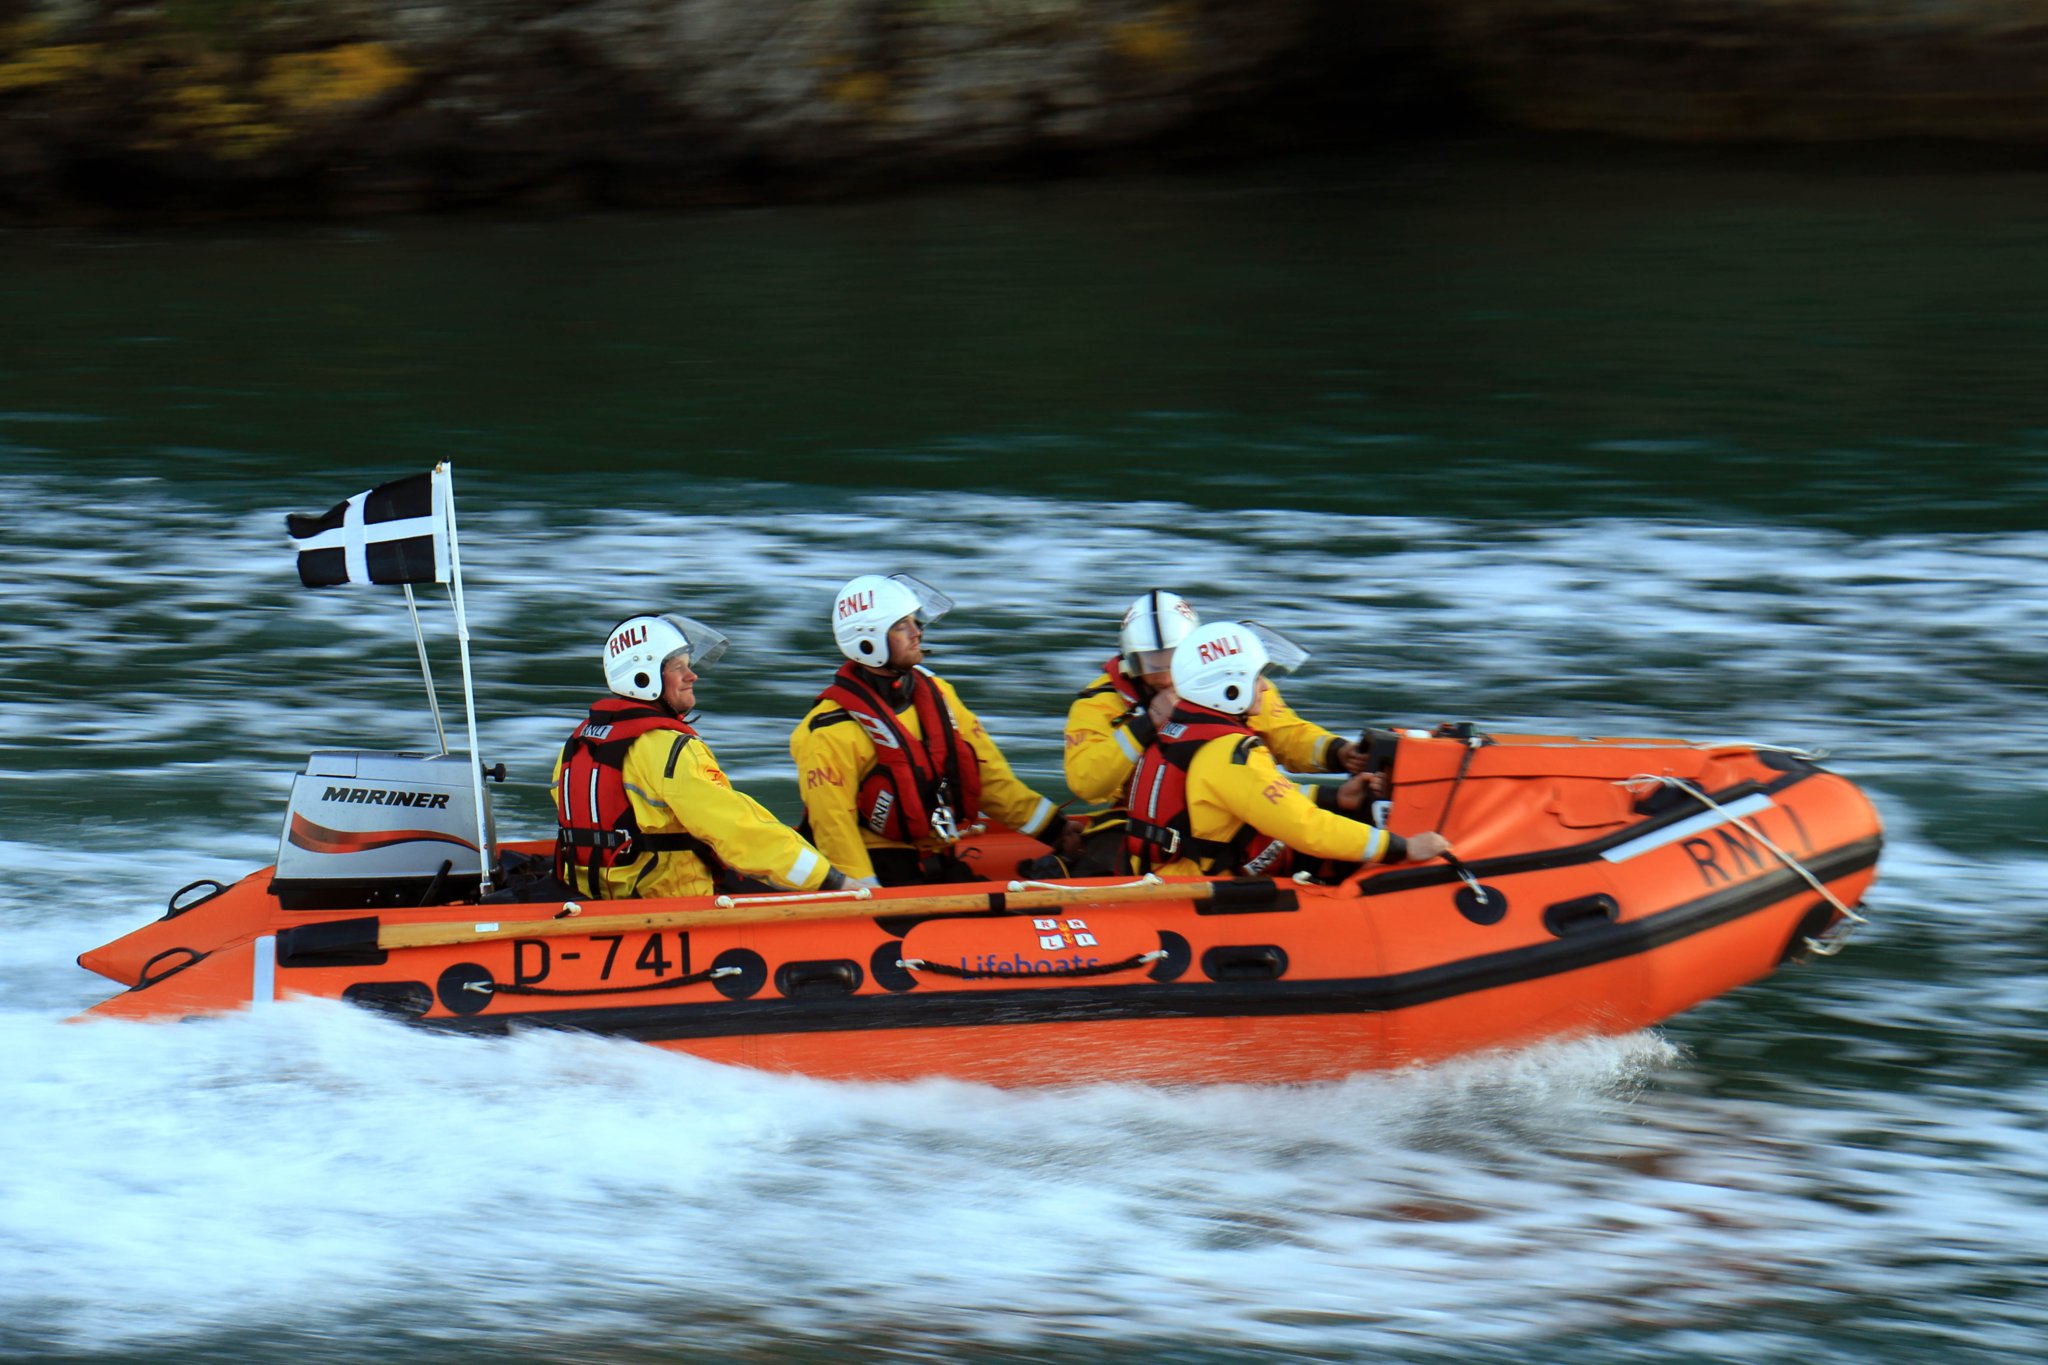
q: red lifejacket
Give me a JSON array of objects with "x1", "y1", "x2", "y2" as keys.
[
  {"x1": 818, "y1": 663, "x2": 983, "y2": 846},
  {"x1": 555, "y1": 697, "x2": 730, "y2": 898},
  {"x1": 1101, "y1": 654, "x2": 1144, "y2": 706},
  {"x1": 1124, "y1": 703, "x2": 1288, "y2": 876}
]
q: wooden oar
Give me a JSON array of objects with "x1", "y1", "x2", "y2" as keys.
[{"x1": 280, "y1": 876, "x2": 1296, "y2": 961}]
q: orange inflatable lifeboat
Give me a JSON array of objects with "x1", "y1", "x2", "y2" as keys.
[{"x1": 76, "y1": 725, "x2": 1880, "y2": 1086}]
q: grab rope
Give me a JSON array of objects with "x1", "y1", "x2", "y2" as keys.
[
  {"x1": 1702, "y1": 741, "x2": 1829, "y2": 761},
  {"x1": 465, "y1": 965, "x2": 742, "y2": 997},
  {"x1": 1618, "y1": 774, "x2": 1869, "y2": 956},
  {"x1": 713, "y1": 886, "x2": 874, "y2": 910},
  {"x1": 1006, "y1": 874, "x2": 1164, "y2": 893},
  {"x1": 898, "y1": 950, "x2": 1167, "y2": 980}
]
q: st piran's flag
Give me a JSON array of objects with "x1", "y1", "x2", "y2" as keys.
[{"x1": 286, "y1": 469, "x2": 449, "y2": 588}]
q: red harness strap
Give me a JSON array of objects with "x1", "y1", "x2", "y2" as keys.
[
  {"x1": 818, "y1": 664, "x2": 983, "y2": 845},
  {"x1": 1124, "y1": 703, "x2": 1285, "y2": 876},
  {"x1": 555, "y1": 697, "x2": 729, "y2": 897}
]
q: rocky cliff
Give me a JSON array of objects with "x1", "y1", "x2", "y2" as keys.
[
  {"x1": 1438, "y1": 0, "x2": 2048, "y2": 142},
  {"x1": 0, "y1": 0, "x2": 1395, "y2": 219},
  {"x1": 4, "y1": 0, "x2": 2047, "y2": 221}
]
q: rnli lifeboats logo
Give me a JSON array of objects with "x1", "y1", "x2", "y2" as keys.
[
  {"x1": 867, "y1": 789, "x2": 896, "y2": 833},
  {"x1": 1033, "y1": 917, "x2": 1098, "y2": 952},
  {"x1": 919, "y1": 913, "x2": 1108, "y2": 975}
]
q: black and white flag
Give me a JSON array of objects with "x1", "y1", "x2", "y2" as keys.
[{"x1": 286, "y1": 469, "x2": 449, "y2": 588}]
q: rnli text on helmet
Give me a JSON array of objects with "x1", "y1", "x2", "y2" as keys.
[
  {"x1": 838, "y1": 590, "x2": 874, "y2": 619},
  {"x1": 609, "y1": 623, "x2": 648, "y2": 656},
  {"x1": 1198, "y1": 635, "x2": 1244, "y2": 662}
]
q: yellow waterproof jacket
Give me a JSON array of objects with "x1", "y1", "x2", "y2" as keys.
[
  {"x1": 554, "y1": 728, "x2": 834, "y2": 900},
  {"x1": 1142, "y1": 733, "x2": 1397, "y2": 878},
  {"x1": 792, "y1": 669, "x2": 1061, "y2": 882},
  {"x1": 1064, "y1": 671, "x2": 1347, "y2": 807}
]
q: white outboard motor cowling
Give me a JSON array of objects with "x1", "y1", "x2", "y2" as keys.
[{"x1": 271, "y1": 751, "x2": 497, "y2": 909}]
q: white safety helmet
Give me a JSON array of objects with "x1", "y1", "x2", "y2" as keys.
[
  {"x1": 1170, "y1": 620, "x2": 1308, "y2": 715},
  {"x1": 603, "y1": 613, "x2": 730, "y2": 701},
  {"x1": 1119, "y1": 589, "x2": 1201, "y2": 677},
  {"x1": 831, "y1": 573, "x2": 953, "y2": 665}
]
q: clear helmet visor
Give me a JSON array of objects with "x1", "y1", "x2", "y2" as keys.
[
  {"x1": 889, "y1": 573, "x2": 954, "y2": 627},
  {"x1": 1129, "y1": 648, "x2": 1176, "y2": 677},
  {"x1": 656, "y1": 614, "x2": 729, "y2": 673},
  {"x1": 1241, "y1": 621, "x2": 1309, "y2": 677}
]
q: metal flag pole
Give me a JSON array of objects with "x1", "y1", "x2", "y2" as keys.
[
  {"x1": 437, "y1": 461, "x2": 495, "y2": 895},
  {"x1": 402, "y1": 584, "x2": 449, "y2": 755}
]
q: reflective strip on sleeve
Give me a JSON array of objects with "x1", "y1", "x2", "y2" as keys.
[
  {"x1": 784, "y1": 845, "x2": 822, "y2": 888},
  {"x1": 1112, "y1": 724, "x2": 1143, "y2": 763},
  {"x1": 1362, "y1": 826, "x2": 1390, "y2": 863},
  {"x1": 1024, "y1": 797, "x2": 1055, "y2": 836}
]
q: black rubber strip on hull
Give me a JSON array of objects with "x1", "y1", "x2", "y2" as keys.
[{"x1": 415, "y1": 834, "x2": 1880, "y2": 1045}]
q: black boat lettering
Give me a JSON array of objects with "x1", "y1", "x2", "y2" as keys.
[
  {"x1": 513, "y1": 938, "x2": 551, "y2": 985},
  {"x1": 1682, "y1": 837, "x2": 1730, "y2": 886},
  {"x1": 635, "y1": 933, "x2": 673, "y2": 976},
  {"x1": 1715, "y1": 824, "x2": 1769, "y2": 877}
]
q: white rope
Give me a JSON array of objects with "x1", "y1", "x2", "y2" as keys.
[
  {"x1": 1005, "y1": 874, "x2": 1164, "y2": 893},
  {"x1": 1618, "y1": 773, "x2": 1869, "y2": 955},
  {"x1": 1502, "y1": 740, "x2": 1829, "y2": 760},
  {"x1": 712, "y1": 886, "x2": 875, "y2": 910},
  {"x1": 1699, "y1": 740, "x2": 1830, "y2": 762}
]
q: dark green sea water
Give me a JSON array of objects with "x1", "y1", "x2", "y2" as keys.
[{"x1": 2, "y1": 138, "x2": 2045, "y2": 1362}]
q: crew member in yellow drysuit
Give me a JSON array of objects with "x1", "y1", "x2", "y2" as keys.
[
  {"x1": 1123, "y1": 619, "x2": 1450, "y2": 880},
  {"x1": 1063, "y1": 589, "x2": 1373, "y2": 874},
  {"x1": 555, "y1": 613, "x2": 844, "y2": 900},
  {"x1": 792, "y1": 573, "x2": 1083, "y2": 886}
]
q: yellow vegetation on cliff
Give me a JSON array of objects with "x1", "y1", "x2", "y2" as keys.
[
  {"x1": 0, "y1": 43, "x2": 101, "y2": 93},
  {"x1": 150, "y1": 82, "x2": 290, "y2": 158},
  {"x1": 827, "y1": 69, "x2": 892, "y2": 112},
  {"x1": 1110, "y1": 6, "x2": 1193, "y2": 66},
  {"x1": 259, "y1": 42, "x2": 413, "y2": 113}
]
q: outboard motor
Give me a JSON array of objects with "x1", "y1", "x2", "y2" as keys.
[{"x1": 270, "y1": 751, "x2": 496, "y2": 909}]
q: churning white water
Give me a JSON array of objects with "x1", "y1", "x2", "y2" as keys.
[{"x1": 5, "y1": 467, "x2": 2046, "y2": 1361}]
